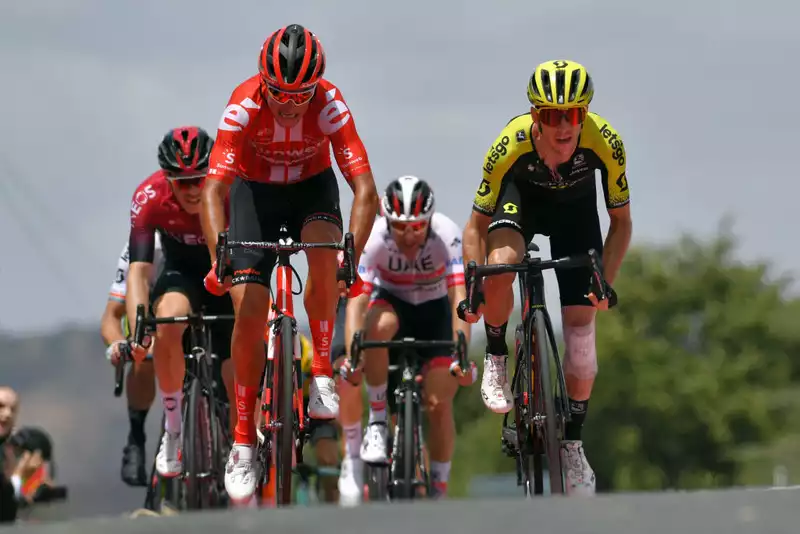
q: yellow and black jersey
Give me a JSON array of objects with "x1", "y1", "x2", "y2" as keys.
[{"x1": 472, "y1": 112, "x2": 629, "y2": 215}]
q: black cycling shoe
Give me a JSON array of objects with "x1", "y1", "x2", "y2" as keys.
[{"x1": 121, "y1": 443, "x2": 147, "y2": 487}]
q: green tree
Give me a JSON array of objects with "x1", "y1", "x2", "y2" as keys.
[{"x1": 450, "y1": 225, "x2": 800, "y2": 495}]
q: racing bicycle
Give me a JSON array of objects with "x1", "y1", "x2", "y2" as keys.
[
  {"x1": 347, "y1": 332, "x2": 469, "y2": 501},
  {"x1": 462, "y1": 242, "x2": 615, "y2": 497},
  {"x1": 122, "y1": 307, "x2": 234, "y2": 511},
  {"x1": 215, "y1": 225, "x2": 356, "y2": 507}
]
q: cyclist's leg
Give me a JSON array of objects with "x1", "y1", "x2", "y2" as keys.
[
  {"x1": 297, "y1": 169, "x2": 344, "y2": 418},
  {"x1": 361, "y1": 289, "x2": 401, "y2": 464},
  {"x1": 548, "y1": 195, "x2": 603, "y2": 495},
  {"x1": 224, "y1": 177, "x2": 281, "y2": 502},
  {"x1": 416, "y1": 295, "x2": 457, "y2": 498},
  {"x1": 482, "y1": 178, "x2": 528, "y2": 413},
  {"x1": 309, "y1": 422, "x2": 340, "y2": 503},
  {"x1": 122, "y1": 339, "x2": 156, "y2": 486},
  {"x1": 205, "y1": 291, "x2": 236, "y2": 438},
  {"x1": 150, "y1": 270, "x2": 197, "y2": 477}
]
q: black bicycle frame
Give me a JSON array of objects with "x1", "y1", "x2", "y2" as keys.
[{"x1": 349, "y1": 332, "x2": 468, "y2": 500}]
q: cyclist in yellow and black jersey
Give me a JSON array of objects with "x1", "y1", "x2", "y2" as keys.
[{"x1": 460, "y1": 60, "x2": 633, "y2": 496}]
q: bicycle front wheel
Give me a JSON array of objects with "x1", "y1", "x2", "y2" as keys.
[
  {"x1": 275, "y1": 316, "x2": 295, "y2": 505},
  {"x1": 533, "y1": 308, "x2": 565, "y2": 494},
  {"x1": 184, "y1": 377, "x2": 213, "y2": 509}
]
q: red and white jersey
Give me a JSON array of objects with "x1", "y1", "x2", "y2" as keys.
[
  {"x1": 207, "y1": 75, "x2": 371, "y2": 186},
  {"x1": 358, "y1": 213, "x2": 465, "y2": 305}
]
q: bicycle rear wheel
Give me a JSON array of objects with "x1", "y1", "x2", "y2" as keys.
[
  {"x1": 533, "y1": 308, "x2": 565, "y2": 494},
  {"x1": 275, "y1": 316, "x2": 295, "y2": 505}
]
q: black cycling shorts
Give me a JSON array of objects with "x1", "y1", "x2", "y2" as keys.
[
  {"x1": 487, "y1": 178, "x2": 603, "y2": 307},
  {"x1": 369, "y1": 287, "x2": 453, "y2": 414},
  {"x1": 228, "y1": 168, "x2": 343, "y2": 288},
  {"x1": 150, "y1": 268, "x2": 234, "y2": 361}
]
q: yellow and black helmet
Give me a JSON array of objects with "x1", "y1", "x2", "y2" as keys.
[{"x1": 527, "y1": 60, "x2": 594, "y2": 109}]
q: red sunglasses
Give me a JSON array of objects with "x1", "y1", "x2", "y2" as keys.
[
  {"x1": 390, "y1": 220, "x2": 429, "y2": 233},
  {"x1": 537, "y1": 107, "x2": 587, "y2": 127},
  {"x1": 265, "y1": 84, "x2": 316, "y2": 105}
]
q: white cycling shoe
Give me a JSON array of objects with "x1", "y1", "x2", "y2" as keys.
[
  {"x1": 481, "y1": 354, "x2": 513, "y2": 414},
  {"x1": 309, "y1": 376, "x2": 339, "y2": 419},
  {"x1": 155, "y1": 431, "x2": 182, "y2": 478},
  {"x1": 360, "y1": 422, "x2": 389, "y2": 464},
  {"x1": 225, "y1": 444, "x2": 257, "y2": 503},
  {"x1": 338, "y1": 455, "x2": 364, "y2": 507},
  {"x1": 561, "y1": 440, "x2": 596, "y2": 496}
]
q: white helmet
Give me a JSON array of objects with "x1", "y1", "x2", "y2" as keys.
[{"x1": 380, "y1": 175, "x2": 435, "y2": 223}]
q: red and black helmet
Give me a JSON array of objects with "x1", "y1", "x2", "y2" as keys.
[
  {"x1": 381, "y1": 176, "x2": 435, "y2": 223},
  {"x1": 157, "y1": 126, "x2": 213, "y2": 174},
  {"x1": 258, "y1": 24, "x2": 326, "y2": 91}
]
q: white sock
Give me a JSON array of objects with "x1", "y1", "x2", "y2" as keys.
[
  {"x1": 431, "y1": 461, "x2": 451, "y2": 485},
  {"x1": 162, "y1": 390, "x2": 183, "y2": 434},
  {"x1": 367, "y1": 383, "x2": 387, "y2": 424},
  {"x1": 343, "y1": 422, "x2": 363, "y2": 459}
]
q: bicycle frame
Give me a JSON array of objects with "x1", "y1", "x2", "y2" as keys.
[
  {"x1": 215, "y1": 226, "x2": 356, "y2": 507},
  {"x1": 130, "y1": 305, "x2": 235, "y2": 511},
  {"x1": 349, "y1": 332, "x2": 468, "y2": 501},
  {"x1": 464, "y1": 246, "x2": 613, "y2": 497}
]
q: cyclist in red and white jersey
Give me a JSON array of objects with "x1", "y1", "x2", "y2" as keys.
[
  {"x1": 200, "y1": 24, "x2": 378, "y2": 503},
  {"x1": 338, "y1": 176, "x2": 475, "y2": 505},
  {"x1": 126, "y1": 127, "x2": 236, "y2": 480},
  {"x1": 100, "y1": 233, "x2": 163, "y2": 486}
]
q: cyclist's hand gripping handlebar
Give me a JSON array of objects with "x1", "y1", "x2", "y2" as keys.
[
  {"x1": 586, "y1": 249, "x2": 618, "y2": 309},
  {"x1": 457, "y1": 261, "x2": 484, "y2": 323}
]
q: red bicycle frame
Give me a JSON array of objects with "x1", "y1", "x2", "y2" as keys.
[{"x1": 214, "y1": 226, "x2": 356, "y2": 507}]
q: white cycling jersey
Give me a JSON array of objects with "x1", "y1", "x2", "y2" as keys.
[
  {"x1": 108, "y1": 232, "x2": 164, "y2": 303},
  {"x1": 358, "y1": 212, "x2": 465, "y2": 305}
]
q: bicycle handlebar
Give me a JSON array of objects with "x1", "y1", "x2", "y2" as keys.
[
  {"x1": 214, "y1": 230, "x2": 357, "y2": 287},
  {"x1": 464, "y1": 248, "x2": 616, "y2": 314},
  {"x1": 113, "y1": 305, "x2": 234, "y2": 397},
  {"x1": 347, "y1": 330, "x2": 470, "y2": 380}
]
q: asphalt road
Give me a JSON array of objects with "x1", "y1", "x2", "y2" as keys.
[{"x1": 5, "y1": 486, "x2": 800, "y2": 534}]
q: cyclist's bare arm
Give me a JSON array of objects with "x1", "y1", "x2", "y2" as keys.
[
  {"x1": 448, "y1": 284, "x2": 471, "y2": 344},
  {"x1": 201, "y1": 178, "x2": 231, "y2": 264},
  {"x1": 463, "y1": 210, "x2": 491, "y2": 267},
  {"x1": 348, "y1": 171, "x2": 379, "y2": 263},
  {"x1": 126, "y1": 261, "x2": 153, "y2": 340},
  {"x1": 603, "y1": 204, "x2": 632, "y2": 286},
  {"x1": 101, "y1": 300, "x2": 126, "y2": 346},
  {"x1": 345, "y1": 292, "x2": 369, "y2": 357}
]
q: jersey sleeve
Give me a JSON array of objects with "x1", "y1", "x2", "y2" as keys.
[
  {"x1": 438, "y1": 215, "x2": 465, "y2": 288},
  {"x1": 108, "y1": 243, "x2": 131, "y2": 302},
  {"x1": 207, "y1": 84, "x2": 260, "y2": 185},
  {"x1": 472, "y1": 116, "x2": 528, "y2": 216},
  {"x1": 321, "y1": 85, "x2": 372, "y2": 185},
  {"x1": 128, "y1": 183, "x2": 158, "y2": 264},
  {"x1": 591, "y1": 117, "x2": 630, "y2": 209},
  {"x1": 357, "y1": 221, "x2": 382, "y2": 293}
]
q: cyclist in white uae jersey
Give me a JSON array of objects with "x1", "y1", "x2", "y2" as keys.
[
  {"x1": 337, "y1": 176, "x2": 476, "y2": 505},
  {"x1": 100, "y1": 233, "x2": 163, "y2": 486}
]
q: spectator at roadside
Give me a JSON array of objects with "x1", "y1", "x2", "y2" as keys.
[{"x1": 0, "y1": 386, "x2": 20, "y2": 523}]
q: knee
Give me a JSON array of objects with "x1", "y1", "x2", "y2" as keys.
[
  {"x1": 155, "y1": 323, "x2": 184, "y2": 345},
  {"x1": 423, "y1": 371, "x2": 456, "y2": 421},
  {"x1": 562, "y1": 320, "x2": 597, "y2": 380},
  {"x1": 485, "y1": 246, "x2": 520, "y2": 291},
  {"x1": 366, "y1": 310, "x2": 398, "y2": 341},
  {"x1": 425, "y1": 392, "x2": 453, "y2": 423}
]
